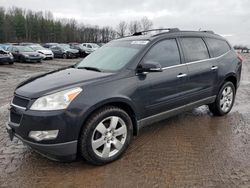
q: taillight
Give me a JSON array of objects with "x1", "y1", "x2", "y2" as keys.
[{"x1": 237, "y1": 53, "x2": 244, "y2": 63}]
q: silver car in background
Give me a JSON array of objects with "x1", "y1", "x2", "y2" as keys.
[
  {"x1": 81, "y1": 43, "x2": 100, "y2": 54},
  {"x1": 29, "y1": 44, "x2": 54, "y2": 60}
]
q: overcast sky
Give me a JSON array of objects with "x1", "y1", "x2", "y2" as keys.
[{"x1": 1, "y1": 0, "x2": 250, "y2": 46}]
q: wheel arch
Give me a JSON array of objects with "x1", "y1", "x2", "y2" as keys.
[
  {"x1": 79, "y1": 97, "x2": 139, "y2": 139},
  {"x1": 223, "y1": 73, "x2": 237, "y2": 91}
]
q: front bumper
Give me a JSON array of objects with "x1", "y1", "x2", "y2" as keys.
[
  {"x1": 7, "y1": 123, "x2": 77, "y2": 161},
  {"x1": 0, "y1": 57, "x2": 14, "y2": 63},
  {"x1": 25, "y1": 57, "x2": 43, "y2": 62},
  {"x1": 44, "y1": 54, "x2": 54, "y2": 59},
  {"x1": 7, "y1": 103, "x2": 81, "y2": 161}
]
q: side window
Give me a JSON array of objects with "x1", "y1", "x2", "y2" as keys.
[
  {"x1": 181, "y1": 37, "x2": 209, "y2": 62},
  {"x1": 51, "y1": 46, "x2": 59, "y2": 50},
  {"x1": 87, "y1": 44, "x2": 92, "y2": 48},
  {"x1": 143, "y1": 39, "x2": 181, "y2": 67},
  {"x1": 205, "y1": 38, "x2": 231, "y2": 57}
]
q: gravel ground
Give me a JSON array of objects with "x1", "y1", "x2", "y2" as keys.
[{"x1": 0, "y1": 56, "x2": 250, "y2": 188}]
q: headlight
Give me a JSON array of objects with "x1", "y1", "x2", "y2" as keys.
[{"x1": 30, "y1": 87, "x2": 82, "y2": 111}]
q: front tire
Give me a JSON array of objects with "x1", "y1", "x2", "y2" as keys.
[
  {"x1": 209, "y1": 81, "x2": 236, "y2": 116},
  {"x1": 79, "y1": 106, "x2": 133, "y2": 165}
]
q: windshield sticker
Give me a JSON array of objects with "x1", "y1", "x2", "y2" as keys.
[{"x1": 131, "y1": 41, "x2": 149, "y2": 45}]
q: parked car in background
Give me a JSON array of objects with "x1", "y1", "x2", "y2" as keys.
[
  {"x1": 70, "y1": 43, "x2": 87, "y2": 57},
  {"x1": 50, "y1": 44, "x2": 79, "y2": 59},
  {"x1": 0, "y1": 47, "x2": 14, "y2": 64},
  {"x1": 97, "y1": 43, "x2": 105, "y2": 47},
  {"x1": 43, "y1": 43, "x2": 59, "y2": 49},
  {"x1": 0, "y1": 44, "x2": 13, "y2": 51},
  {"x1": 81, "y1": 43, "x2": 100, "y2": 55},
  {"x1": 19, "y1": 42, "x2": 35, "y2": 46},
  {"x1": 9, "y1": 45, "x2": 43, "y2": 63},
  {"x1": 28, "y1": 44, "x2": 54, "y2": 60}
]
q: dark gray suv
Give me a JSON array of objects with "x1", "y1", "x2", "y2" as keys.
[{"x1": 7, "y1": 28, "x2": 242, "y2": 165}]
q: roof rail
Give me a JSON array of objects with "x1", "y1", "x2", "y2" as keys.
[
  {"x1": 201, "y1": 30, "x2": 215, "y2": 34},
  {"x1": 133, "y1": 28, "x2": 180, "y2": 36}
]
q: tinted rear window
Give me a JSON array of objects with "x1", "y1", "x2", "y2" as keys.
[
  {"x1": 181, "y1": 37, "x2": 209, "y2": 62},
  {"x1": 205, "y1": 38, "x2": 231, "y2": 57}
]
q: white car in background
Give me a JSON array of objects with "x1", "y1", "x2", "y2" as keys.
[
  {"x1": 29, "y1": 44, "x2": 54, "y2": 60},
  {"x1": 81, "y1": 43, "x2": 100, "y2": 55}
]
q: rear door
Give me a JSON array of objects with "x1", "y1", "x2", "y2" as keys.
[
  {"x1": 138, "y1": 38, "x2": 189, "y2": 117},
  {"x1": 179, "y1": 37, "x2": 218, "y2": 103},
  {"x1": 204, "y1": 38, "x2": 232, "y2": 93}
]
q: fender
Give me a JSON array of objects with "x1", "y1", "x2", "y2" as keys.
[{"x1": 77, "y1": 96, "x2": 139, "y2": 134}]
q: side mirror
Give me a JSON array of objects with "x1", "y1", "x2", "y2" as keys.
[
  {"x1": 14, "y1": 50, "x2": 19, "y2": 53},
  {"x1": 137, "y1": 61, "x2": 163, "y2": 73}
]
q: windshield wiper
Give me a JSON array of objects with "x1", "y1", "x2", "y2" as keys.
[{"x1": 77, "y1": 66, "x2": 102, "y2": 72}]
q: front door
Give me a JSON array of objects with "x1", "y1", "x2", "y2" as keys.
[{"x1": 137, "y1": 39, "x2": 190, "y2": 118}]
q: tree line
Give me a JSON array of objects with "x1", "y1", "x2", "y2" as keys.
[{"x1": 0, "y1": 7, "x2": 153, "y2": 43}]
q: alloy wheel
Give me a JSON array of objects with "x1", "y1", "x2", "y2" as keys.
[
  {"x1": 220, "y1": 86, "x2": 234, "y2": 112},
  {"x1": 91, "y1": 116, "x2": 127, "y2": 158}
]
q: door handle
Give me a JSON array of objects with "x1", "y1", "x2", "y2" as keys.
[
  {"x1": 177, "y1": 73, "x2": 187, "y2": 78},
  {"x1": 211, "y1": 66, "x2": 218, "y2": 71}
]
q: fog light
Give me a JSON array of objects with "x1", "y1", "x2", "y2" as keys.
[{"x1": 29, "y1": 130, "x2": 59, "y2": 141}]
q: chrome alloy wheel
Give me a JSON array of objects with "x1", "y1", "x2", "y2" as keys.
[
  {"x1": 220, "y1": 86, "x2": 234, "y2": 112},
  {"x1": 91, "y1": 116, "x2": 127, "y2": 158}
]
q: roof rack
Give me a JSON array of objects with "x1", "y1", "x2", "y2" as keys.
[
  {"x1": 201, "y1": 30, "x2": 215, "y2": 34},
  {"x1": 133, "y1": 28, "x2": 180, "y2": 36}
]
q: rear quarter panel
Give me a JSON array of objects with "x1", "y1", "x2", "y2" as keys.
[{"x1": 215, "y1": 50, "x2": 241, "y2": 94}]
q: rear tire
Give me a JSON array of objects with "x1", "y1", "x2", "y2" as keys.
[
  {"x1": 79, "y1": 106, "x2": 133, "y2": 165},
  {"x1": 62, "y1": 53, "x2": 67, "y2": 59},
  {"x1": 209, "y1": 81, "x2": 236, "y2": 116}
]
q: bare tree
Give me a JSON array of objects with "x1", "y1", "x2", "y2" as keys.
[
  {"x1": 128, "y1": 20, "x2": 141, "y2": 34},
  {"x1": 140, "y1": 17, "x2": 153, "y2": 31},
  {"x1": 116, "y1": 21, "x2": 127, "y2": 37}
]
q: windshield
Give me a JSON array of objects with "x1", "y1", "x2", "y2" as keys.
[
  {"x1": 17, "y1": 46, "x2": 34, "y2": 52},
  {"x1": 30, "y1": 45, "x2": 45, "y2": 51},
  {"x1": 76, "y1": 40, "x2": 147, "y2": 72}
]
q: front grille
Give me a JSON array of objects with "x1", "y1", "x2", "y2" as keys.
[
  {"x1": 10, "y1": 111, "x2": 22, "y2": 124},
  {"x1": 12, "y1": 95, "x2": 30, "y2": 108}
]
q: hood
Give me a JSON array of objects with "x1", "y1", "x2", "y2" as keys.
[{"x1": 15, "y1": 68, "x2": 114, "y2": 98}]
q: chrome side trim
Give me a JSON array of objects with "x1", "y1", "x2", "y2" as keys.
[{"x1": 161, "y1": 50, "x2": 231, "y2": 70}]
